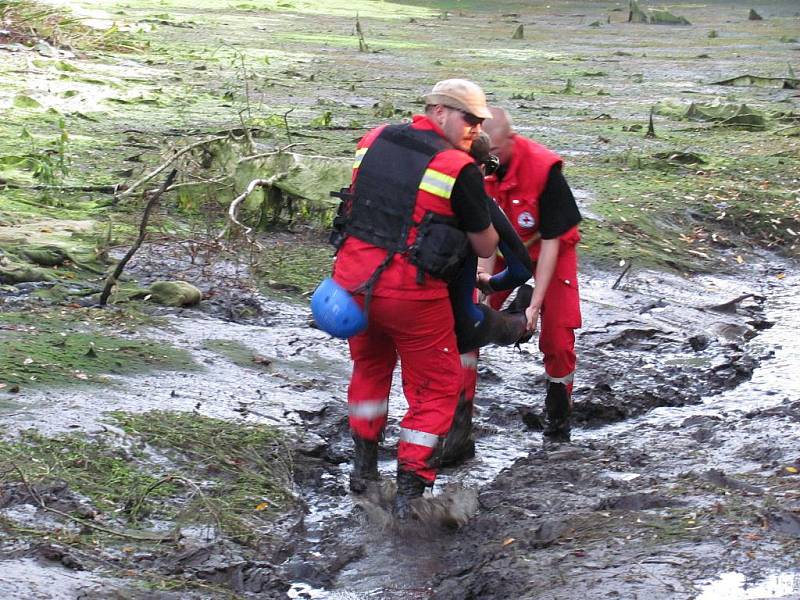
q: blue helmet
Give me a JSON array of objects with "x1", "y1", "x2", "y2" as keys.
[{"x1": 310, "y1": 278, "x2": 367, "y2": 339}]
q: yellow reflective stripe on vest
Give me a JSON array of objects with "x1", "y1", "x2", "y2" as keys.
[
  {"x1": 353, "y1": 147, "x2": 368, "y2": 170},
  {"x1": 419, "y1": 168, "x2": 456, "y2": 199}
]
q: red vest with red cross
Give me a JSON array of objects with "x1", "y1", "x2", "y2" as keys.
[{"x1": 484, "y1": 134, "x2": 580, "y2": 261}]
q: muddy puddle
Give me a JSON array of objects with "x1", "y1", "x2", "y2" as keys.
[
  {"x1": 2, "y1": 0, "x2": 799, "y2": 596},
  {"x1": 1, "y1": 254, "x2": 797, "y2": 599}
]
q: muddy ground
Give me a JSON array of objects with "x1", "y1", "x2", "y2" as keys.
[{"x1": 1, "y1": 0, "x2": 799, "y2": 598}]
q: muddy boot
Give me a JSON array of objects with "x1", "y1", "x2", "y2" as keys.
[
  {"x1": 543, "y1": 382, "x2": 572, "y2": 443},
  {"x1": 393, "y1": 470, "x2": 427, "y2": 520},
  {"x1": 458, "y1": 304, "x2": 528, "y2": 353},
  {"x1": 502, "y1": 284, "x2": 534, "y2": 345},
  {"x1": 349, "y1": 436, "x2": 379, "y2": 494},
  {"x1": 440, "y1": 394, "x2": 476, "y2": 468},
  {"x1": 505, "y1": 284, "x2": 533, "y2": 314}
]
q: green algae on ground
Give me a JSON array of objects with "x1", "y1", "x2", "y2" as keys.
[
  {"x1": 112, "y1": 410, "x2": 294, "y2": 544},
  {"x1": 0, "y1": 429, "x2": 178, "y2": 514},
  {"x1": 3, "y1": 0, "x2": 799, "y2": 283},
  {"x1": 0, "y1": 307, "x2": 195, "y2": 388},
  {"x1": 253, "y1": 235, "x2": 333, "y2": 295},
  {"x1": 0, "y1": 410, "x2": 294, "y2": 546},
  {"x1": 203, "y1": 338, "x2": 272, "y2": 370}
]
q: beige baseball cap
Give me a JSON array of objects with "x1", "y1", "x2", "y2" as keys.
[{"x1": 423, "y1": 79, "x2": 492, "y2": 120}]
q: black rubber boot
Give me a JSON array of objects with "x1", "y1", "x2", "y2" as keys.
[
  {"x1": 393, "y1": 470, "x2": 427, "y2": 520},
  {"x1": 440, "y1": 393, "x2": 476, "y2": 468},
  {"x1": 349, "y1": 436, "x2": 379, "y2": 494},
  {"x1": 543, "y1": 382, "x2": 572, "y2": 442},
  {"x1": 503, "y1": 284, "x2": 534, "y2": 345},
  {"x1": 504, "y1": 284, "x2": 533, "y2": 314},
  {"x1": 458, "y1": 304, "x2": 528, "y2": 353}
]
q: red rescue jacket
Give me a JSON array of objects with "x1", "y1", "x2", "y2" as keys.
[
  {"x1": 484, "y1": 135, "x2": 580, "y2": 262},
  {"x1": 333, "y1": 115, "x2": 474, "y2": 299}
]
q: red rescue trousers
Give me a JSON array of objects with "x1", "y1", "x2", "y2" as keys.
[
  {"x1": 489, "y1": 244, "x2": 581, "y2": 395},
  {"x1": 347, "y1": 295, "x2": 461, "y2": 484}
]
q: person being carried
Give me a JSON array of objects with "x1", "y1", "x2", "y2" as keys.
[
  {"x1": 328, "y1": 79, "x2": 499, "y2": 518},
  {"x1": 479, "y1": 107, "x2": 583, "y2": 442},
  {"x1": 440, "y1": 131, "x2": 533, "y2": 465}
]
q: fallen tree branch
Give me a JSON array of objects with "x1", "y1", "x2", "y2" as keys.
[
  {"x1": 0, "y1": 180, "x2": 121, "y2": 194},
  {"x1": 115, "y1": 135, "x2": 228, "y2": 201},
  {"x1": 218, "y1": 174, "x2": 285, "y2": 246},
  {"x1": 612, "y1": 261, "x2": 632, "y2": 290},
  {"x1": 99, "y1": 169, "x2": 177, "y2": 306}
]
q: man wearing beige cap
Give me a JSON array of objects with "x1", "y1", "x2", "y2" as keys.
[{"x1": 328, "y1": 78, "x2": 498, "y2": 518}]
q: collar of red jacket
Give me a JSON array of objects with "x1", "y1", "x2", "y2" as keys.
[{"x1": 411, "y1": 114, "x2": 449, "y2": 141}]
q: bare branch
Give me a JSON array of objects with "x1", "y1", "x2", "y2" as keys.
[
  {"x1": 99, "y1": 169, "x2": 178, "y2": 305},
  {"x1": 222, "y1": 173, "x2": 286, "y2": 245},
  {"x1": 237, "y1": 143, "x2": 299, "y2": 164},
  {"x1": 116, "y1": 135, "x2": 228, "y2": 201},
  {"x1": 218, "y1": 175, "x2": 285, "y2": 246}
]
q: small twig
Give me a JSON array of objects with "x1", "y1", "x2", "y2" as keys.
[
  {"x1": 612, "y1": 262, "x2": 632, "y2": 290},
  {"x1": 11, "y1": 463, "x2": 174, "y2": 542},
  {"x1": 282, "y1": 108, "x2": 294, "y2": 144},
  {"x1": 238, "y1": 108, "x2": 256, "y2": 153},
  {"x1": 164, "y1": 176, "x2": 232, "y2": 191},
  {"x1": 99, "y1": 169, "x2": 177, "y2": 305},
  {"x1": 645, "y1": 108, "x2": 657, "y2": 138},
  {"x1": 237, "y1": 143, "x2": 299, "y2": 164},
  {"x1": 130, "y1": 474, "x2": 223, "y2": 537},
  {"x1": 115, "y1": 135, "x2": 228, "y2": 201}
]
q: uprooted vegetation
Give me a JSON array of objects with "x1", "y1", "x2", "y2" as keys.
[
  {"x1": 0, "y1": 0, "x2": 139, "y2": 52},
  {"x1": 1, "y1": 0, "x2": 798, "y2": 295},
  {"x1": 0, "y1": 410, "x2": 296, "y2": 593}
]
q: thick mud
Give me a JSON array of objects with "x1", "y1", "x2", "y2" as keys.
[
  {"x1": 3, "y1": 244, "x2": 797, "y2": 599},
  {"x1": 2, "y1": 0, "x2": 799, "y2": 597}
]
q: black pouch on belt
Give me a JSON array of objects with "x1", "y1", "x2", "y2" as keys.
[{"x1": 408, "y1": 212, "x2": 469, "y2": 283}]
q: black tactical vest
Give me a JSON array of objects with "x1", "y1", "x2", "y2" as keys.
[{"x1": 345, "y1": 123, "x2": 448, "y2": 251}]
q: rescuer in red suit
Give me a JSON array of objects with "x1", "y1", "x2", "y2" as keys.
[
  {"x1": 331, "y1": 79, "x2": 500, "y2": 518},
  {"x1": 479, "y1": 107, "x2": 583, "y2": 442}
]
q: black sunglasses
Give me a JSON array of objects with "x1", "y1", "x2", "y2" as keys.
[{"x1": 446, "y1": 106, "x2": 484, "y2": 127}]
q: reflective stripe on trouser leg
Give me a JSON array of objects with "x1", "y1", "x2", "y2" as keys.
[
  {"x1": 391, "y1": 297, "x2": 461, "y2": 484},
  {"x1": 349, "y1": 399, "x2": 389, "y2": 420},
  {"x1": 399, "y1": 427, "x2": 440, "y2": 448},
  {"x1": 539, "y1": 326, "x2": 576, "y2": 397},
  {"x1": 545, "y1": 371, "x2": 574, "y2": 385},
  {"x1": 347, "y1": 319, "x2": 397, "y2": 441},
  {"x1": 461, "y1": 350, "x2": 478, "y2": 403}
]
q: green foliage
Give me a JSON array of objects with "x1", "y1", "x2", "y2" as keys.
[
  {"x1": 0, "y1": 431, "x2": 175, "y2": 514},
  {"x1": 0, "y1": 0, "x2": 139, "y2": 51},
  {"x1": 204, "y1": 339, "x2": 269, "y2": 368},
  {"x1": 0, "y1": 411, "x2": 294, "y2": 544},
  {"x1": 309, "y1": 110, "x2": 333, "y2": 128},
  {"x1": 9, "y1": 121, "x2": 71, "y2": 187}
]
